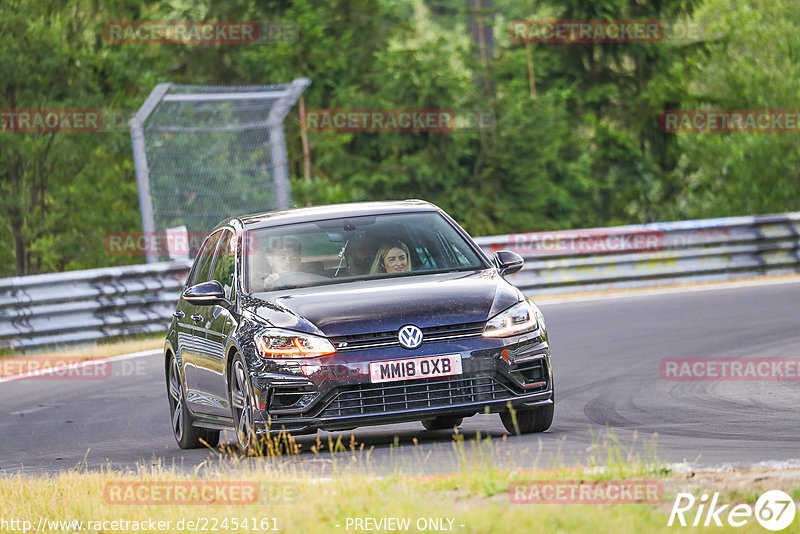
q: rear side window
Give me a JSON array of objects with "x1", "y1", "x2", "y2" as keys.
[{"x1": 189, "y1": 231, "x2": 222, "y2": 286}]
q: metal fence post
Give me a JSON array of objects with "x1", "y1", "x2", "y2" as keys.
[
  {"x1": 268, "y1": 78, "x2": 311, "y2": 210},
  {"x1": 131, "y1": 83, "x2": 172, "y2": 264}
]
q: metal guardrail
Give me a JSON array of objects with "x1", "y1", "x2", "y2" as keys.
[
  {"x1": 1, "y1": 212, "x2": 798, "y2": 350},
  {"x1": 0, "y1": 261, "x2": 191, "y2": 350},
  {"x1": 476, "y1": 211, "x2": 800, "y2": 294}
]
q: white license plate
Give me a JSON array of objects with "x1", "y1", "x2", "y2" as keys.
[{"x1": 369, "y1": 354, "x2": 462, "y2": 383}]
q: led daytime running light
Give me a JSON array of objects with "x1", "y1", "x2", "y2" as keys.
[
  {"x1": 255, "y1": 329, "x2": 336, "y2": 359},
  {"x1": 483, "y1": 301, "x2": 539, "y2": 337}
]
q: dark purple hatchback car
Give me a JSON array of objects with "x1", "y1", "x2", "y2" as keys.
[{"x1": 165, "y1": 200, "x2": 553, "y2": 450}]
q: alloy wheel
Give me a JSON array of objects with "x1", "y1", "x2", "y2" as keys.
[
  {"x1": 231, "y1": 358, "x2": 254, "y2": 449},
  {"x1": 168, "y1": 358, "x2": 184, "y2": 441}
]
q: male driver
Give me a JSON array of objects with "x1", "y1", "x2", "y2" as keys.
[
  {"x1": 263, "y1": 236, "x2": 302, "y2": 285},
  {"x1": 345, "y1": 236, "x2": 377, "y2": 275}
]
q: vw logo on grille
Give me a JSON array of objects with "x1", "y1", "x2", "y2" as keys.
[{"x1": 398, "y1": 325, "x2": 423, "y2": 349}]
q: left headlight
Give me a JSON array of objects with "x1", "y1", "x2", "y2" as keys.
[
  {"x1": 483, "y1": 300, "x2": 540, "y2": 337},
  {"x1": 255, "y1": 328, "x2": 336, "y2": 359}
]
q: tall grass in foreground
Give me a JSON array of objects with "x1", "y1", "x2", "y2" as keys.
[{"x1": 5, "y1": 428, "x2": 781, "y2": 534}]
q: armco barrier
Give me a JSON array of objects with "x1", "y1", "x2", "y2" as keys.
[
  {"x1": 0, "y1": 261, "x2": 191, "y2": 350},
  {"x1": 1, "y1": 212, "x2": 798, "y2": 350},
  {"x1": 476, "y1": 211, "x2": 800, "y2": 294}
]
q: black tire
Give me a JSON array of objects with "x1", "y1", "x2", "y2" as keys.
[
  {"x1": 500, "y1": 402, "x2": 554, "y2": 434},
  {"x1": 421, "y1": 416, "x2": 463, "y2": 431},
  {"x1": 199, "y1": 428, "x2": 220, "y2": 447},
  {"x1": 167, "y1": 354, "x2": 220, "y2": 449},
  {"x1": 229, "y1": 353, "x2": 256, "y2": 451}
]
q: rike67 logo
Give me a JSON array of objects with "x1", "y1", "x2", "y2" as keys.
[{"x1": 668, "y1": 490, "x2": 797, "y2": 531}]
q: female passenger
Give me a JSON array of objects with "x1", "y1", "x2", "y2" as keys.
[{"x1": 370, "y1": 241, "x2": 412, "y2": 274}]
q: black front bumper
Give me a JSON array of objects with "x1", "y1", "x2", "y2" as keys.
[
  {"x1": 248, "y1": 332, "x2": 553, "y2": 434},
  {"x1": 260, "y1": 388, "x2": 553, "y2": 434}
]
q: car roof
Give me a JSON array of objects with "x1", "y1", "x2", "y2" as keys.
[{"x1": 232, "y1": 199, "x2": 440, "y2": 230}]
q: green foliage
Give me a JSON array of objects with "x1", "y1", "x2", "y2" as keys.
[
  {"x1": 0, "y1": 0, "x2": 795, "y2": 276},
  {"x1": 673, "y1": 0, "x2": 800, "y2": 217}
]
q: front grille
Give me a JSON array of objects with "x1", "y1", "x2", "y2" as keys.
[
  {"x1": 318, "y1": 375, "x2": 514, "y2": 418},
  {"x1": 329, "y1": 322, "x2": 485, "y2": 350}
]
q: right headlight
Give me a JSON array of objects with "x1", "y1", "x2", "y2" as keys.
[
  {"x1": 255, "y1": 328, "x2": 336, "y2": 359},
  {"x1": 483, "y1": 300, "x2": 540, "y2": 337}
]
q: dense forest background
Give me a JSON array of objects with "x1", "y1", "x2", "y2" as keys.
[{"x1": 1, "y1": 0, "x2": 798, "y2": 277}]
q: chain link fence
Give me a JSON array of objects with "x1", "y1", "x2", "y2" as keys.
[{"x1": 131, "y1": 79, "x2": 310, "y2": 262}]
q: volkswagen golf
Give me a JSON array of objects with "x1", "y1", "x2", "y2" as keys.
[{"x1": 164, "y1": 200, "x2": 553, "y2": 450}]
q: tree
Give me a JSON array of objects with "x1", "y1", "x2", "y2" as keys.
[{"x1": 674, "y1": 0, "x2": 800, "y2": 217}]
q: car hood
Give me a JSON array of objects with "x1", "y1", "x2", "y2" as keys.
[{"x1": 245, "y1": 270, "x2": 521, "y2": 337}]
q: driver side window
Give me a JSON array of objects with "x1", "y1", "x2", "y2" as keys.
[
  {"x1": 188, "y1": 231, "x2": 222, "y2": 286},
  {"x1": 211, "y1": 230, "x2": 235, "y2": 299}
]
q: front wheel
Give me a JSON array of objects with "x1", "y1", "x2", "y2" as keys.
[
  {"x1": 229, "y1": 353, "x2": 256, "y2": 451},
  {"x1": 500, "y1": 401, "x2": 553, "y2": 435},
  {"x1": 167, "y1": 354, "x2": 219, "y2": 449}
]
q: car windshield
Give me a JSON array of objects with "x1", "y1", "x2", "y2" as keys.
[{"x1": 246, "y1": 211, "x2": 487, "y2": 292}]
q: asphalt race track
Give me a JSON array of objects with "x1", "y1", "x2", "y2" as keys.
[{"x1": 2, "y1": 278, "x2": 799, "y2": 475}]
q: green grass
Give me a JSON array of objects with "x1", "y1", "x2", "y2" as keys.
[
  {"x1": 0, "y1": 332, "x2": 164, "y2": 362},
  {"x1": 3, "y1": 429, "x2": 795, "y2": 533}
]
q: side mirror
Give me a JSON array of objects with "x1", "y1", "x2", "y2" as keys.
[
  {"x1": 493, "y1": 250, "x2": 524, "y2": 276},
  {"x1": 183, "y1": 280, "x2": 226, "y2": 305}
]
